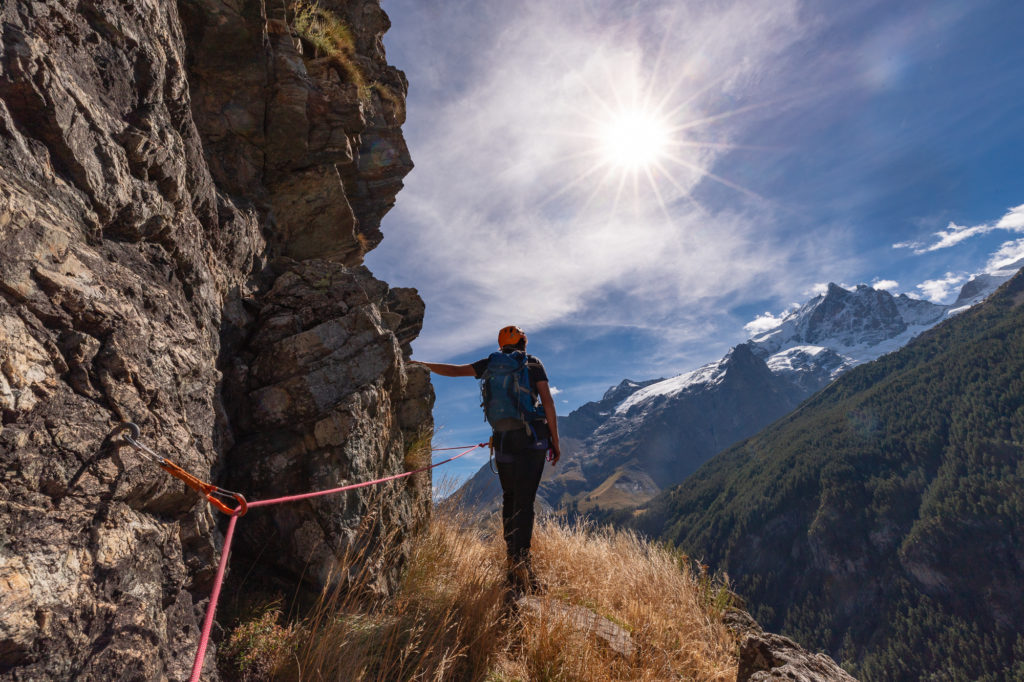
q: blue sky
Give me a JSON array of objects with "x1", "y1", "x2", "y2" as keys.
[{"x1": 365, "y1": 0, "x2": 1024, "y2": 486}]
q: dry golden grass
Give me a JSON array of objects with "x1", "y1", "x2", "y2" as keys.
[
  {"x1": 288, "y1": 0, "x2": 369, "y2": 98},
  {"x1": 498, "y1": 518, "x2": 738, "y2": 681},
  {"x1": 222, "y1": 501, "x2": 738, "y2": 681},
  {"x1": 290, "y1": 0, "x2": 356, "y2": 58}
]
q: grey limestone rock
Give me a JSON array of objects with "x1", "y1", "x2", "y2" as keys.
[{"x1": 0, "y1": 0, "x2": 424, "y2": 679}]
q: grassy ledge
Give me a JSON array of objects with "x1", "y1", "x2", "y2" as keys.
[{"x1": 219, "y1": 501, "x2": 739, "y2": 681}]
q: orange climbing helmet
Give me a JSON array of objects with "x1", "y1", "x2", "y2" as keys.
[{"x1": 498, "y1": 325, "x2": 527, "y2": 348}]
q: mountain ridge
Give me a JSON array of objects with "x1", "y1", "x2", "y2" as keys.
[{"x1": 457, "y1": 267, "x2": 1017, "y2": 515}]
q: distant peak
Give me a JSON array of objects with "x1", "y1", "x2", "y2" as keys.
[
  {"x1": 601, "y1": 377, "x2": 662, "y2": 402},
  {"x1": 725, "y1": 341, "x2": 757, "y2": 359},
  {"x1": 721, "y1": 342, "x2": 765, "y2": 370}
]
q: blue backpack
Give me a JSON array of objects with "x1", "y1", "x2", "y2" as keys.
[{"x1": 480, "y1": 351, "x2": 545, "y2": 432}]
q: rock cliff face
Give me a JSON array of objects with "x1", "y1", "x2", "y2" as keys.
[{"x1": 0, "y1": 0, "x2": 428, "y2": 679}]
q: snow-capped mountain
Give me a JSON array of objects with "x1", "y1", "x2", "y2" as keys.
[
  {"x1": 742, "y1": 262, "x2": 1022, "y2": 390},
  {"x1": 598, "y1": 282, "x2": 951, "y2": 422},
  {"x1": 747, "y1": 282, "x2": 948, "y2": 388},
  {"x1": 751, "y1": 284, "x2": 942, "y2": 354},
  {"x1": 456, "y1": 265, "x2": 1021, "y2": 515},
  {"x1": 763, "y1": 345, "x2": 848, "y2": 393},
  {"x1": 559, "y1": 378, "x2": 664, "y2": 439},
  {"x1": 614, "y1": 360, "x2": 728, "y2": 415}
]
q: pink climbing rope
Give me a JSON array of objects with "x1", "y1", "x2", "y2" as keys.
[
  {"x1": 189, "y1": 513, "x2": 239, "y2": 682},
  {"x1": 245, "y1": 443, "x2": 486, "y2": 509},
  {"x1": 187, "y1": 443, "x2": 485, "y2": 682}
]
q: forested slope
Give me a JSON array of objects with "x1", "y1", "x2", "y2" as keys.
[{"x1": 636, "y1": 269, "x2": 1024, "y2": 680}]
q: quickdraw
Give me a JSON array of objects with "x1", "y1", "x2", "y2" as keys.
[{"x1": 111, "y1": 422, "x2": 248, "y2": 516}]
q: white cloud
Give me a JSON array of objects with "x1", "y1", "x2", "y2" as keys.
[
  {"x1": 806, "y1": 282, "x2": 831, "y2": 296},
  {"x1": 805, "y1": 282, "x2": 856, "y2": 297},
  {"x1": 871, "y1": 279, "x2": 899, "y2": 291},
  {"x1": 985, "y1": 238, "x2": 1024, "y2": 271},
  {"x1": 744, "y1": 311, "x2": 787, "y2": 335},
  {"x1": 923, "y1": 221, "x2": 990, "y2": 252},
  {"x1": 915, "y1": 272, "x2": 965, "y2": 303},
  {"x1": 742, "y1": 300, "x2": 804, "y2": 337},
  {"x1": 996, "y1": 204, "x2": 1024, "y2": 230},
  {"x1": 548, "y1": 386, "x2": 562, "y2": 396},
  {"x1": 896, "y1": 203, "x2": 1024, "y2": 254}
]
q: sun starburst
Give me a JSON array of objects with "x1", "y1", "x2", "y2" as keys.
[
  {"x1": 598, "y1": 108, "x2": 672, "y2": 171},
  {"x1": 540, "y1": 38, "x2": 773, "y2": 219}
]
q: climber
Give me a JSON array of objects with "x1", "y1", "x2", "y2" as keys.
[{"x1": 414, "y1": 325, "x2": 561, "y2": 594}]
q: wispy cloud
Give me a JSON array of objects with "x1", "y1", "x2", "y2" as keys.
[
  {"x1": 895, "y1": 204, "x2": 1024, "y2": 253},
  {"x1": 371, "y1": 0, "x2": 998, "y2": 376},
  {"x1": 896, "y1": 204, "x2": 1024, "y2": 304},
  {"x1": 806, "y1": 282, "x2": 831, "y2": 297},
  {"x1": 805, "y1": 282, "x2": 858, "y2": 297},
  {"x1": 371, "y1": 0, "x2": 865, "y2": 358},
  {"x1": 997, "y1": 204, "x2": 1024, "y2": 230},
  {"x1": 871, "y1": 279, "x2": 899, "y2": 291}
]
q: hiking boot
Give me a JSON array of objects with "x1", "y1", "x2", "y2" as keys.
[
  {"x1": 502, "y1": 577, "x2": 521, "y2": 609},
  {"x1": 507, "y1": 556, "x2": 543, "y2": 595}
]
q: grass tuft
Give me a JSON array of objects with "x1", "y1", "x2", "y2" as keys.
[
  {"x1": 218, "y1": 602, "x2": 298, "y2": 681},
  {"x1": 402, "y1": 427, "x2": 434, "y2": 472},
  {"x1": 289, "y1": 0, "x2": 368, "y2": 98}
]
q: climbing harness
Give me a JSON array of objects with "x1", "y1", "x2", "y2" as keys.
[{"x1": 102, "y1": 422, "x2": 485, "y2": 682}]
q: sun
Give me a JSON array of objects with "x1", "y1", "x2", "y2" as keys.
[
  {"x1": 598, "y1": 109, "x2": 672, "y2": 171},
  {"x1": 540, "y1": 48, "x2": 770, "y2": 215}
]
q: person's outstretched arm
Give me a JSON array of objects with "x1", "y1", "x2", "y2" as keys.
[
  {"x1": 412, "y1": 361, "x2": 476, "y2": 377},
  {"x1": 536, "y1": 381, "x2": 561, "y2": 465}
]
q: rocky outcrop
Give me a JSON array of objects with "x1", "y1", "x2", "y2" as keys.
[
  {"x1": 0, "y1": 0, "x2": 424, "y2": 679},
  {"x1": 724, "y1": 609, "x2": 857, "y2": 682},
  {"x1": 738, "y1": 632, "x2": 858, "y2": 682},
  {"x1": 516, "y1": 595, "x2": 636, "y2": 659},
  {"x1": 223, "y1": 259, "x2": 433, "y2": 592}
]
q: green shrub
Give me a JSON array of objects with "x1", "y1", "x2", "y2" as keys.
[{"x1": 219, "y1": 605, "x2": 297, "y2": 681}]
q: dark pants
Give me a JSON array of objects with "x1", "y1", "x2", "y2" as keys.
[{"x1": 494, "y1": 429, "x2": 548, "y2": 562}]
